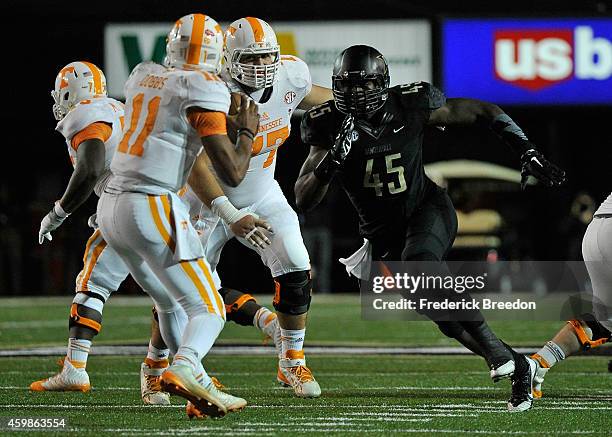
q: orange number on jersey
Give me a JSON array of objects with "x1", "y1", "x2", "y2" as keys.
[
  {"x1": 252, "y1": 126, "x2": 290, "y2": 168},
  {"x1": 117, "y1": 93, "x2": 161, "y2": 157}
]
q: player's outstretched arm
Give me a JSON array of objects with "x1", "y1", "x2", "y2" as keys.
[
  {"x1": 198, "y1": 94, "x2": 259, "y2": 187},
  {"x1": 295, "y1": 146, "x2": 333, "y2": 212},
  {"x1": 188, "y1": 153, "x2": 271, "y2": 248},
  {"x1": 38, "y1": 137, "x2": 105, "y2": 244},
  {"x1": 298, "y1": 85, "x2": 333, "y2": 111},
  {"x1": 428, "y1": 98, "x2": 566, "y2": 189}
]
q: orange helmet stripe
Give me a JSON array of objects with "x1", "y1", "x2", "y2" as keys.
[
  {"x1": 187, "y1": 14, "x2": 206, "y2": 65},
  {"x1": 81, "y1": 61, "x2": 103, "y2": 95},
  {"x1": 245, "y1": 17, "x2": 264, "y2": 43}
]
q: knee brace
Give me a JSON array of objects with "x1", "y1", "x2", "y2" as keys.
[
  {"x1": 272, "y1": 271, "x2": 312, "y2": 315},
  {"x1": 568, "y1": 314, "x2": 612, "y2": 351},
  {"x1": 69, "y1": 303, "x2": 102, "y2": 334},
  {"x1": 219, "y1": 288, "x2": 260, "y2": 326}
]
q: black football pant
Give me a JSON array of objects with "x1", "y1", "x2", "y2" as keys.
[{"x1": 370, "y1": 187, "x2": 513, "y2": 367}]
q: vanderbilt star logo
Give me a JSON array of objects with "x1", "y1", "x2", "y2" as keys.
[{"x1": 393, "y1": 126, "x2": 404, "y2": 133}]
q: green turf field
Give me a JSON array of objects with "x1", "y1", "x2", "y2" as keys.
[
  {"x1": 0, "y1": 295, "x2": 610, "y2": 435},
  {"x1": 0, "y1": 355, "x2": 610, "y2": 436},
  {"x1": 0, "y1": 295, "x2": 580, "y2": 348}
]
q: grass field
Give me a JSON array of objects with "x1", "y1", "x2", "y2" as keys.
[{"x1": 0, "y1": 295, "x2": 610, "y2": 436}]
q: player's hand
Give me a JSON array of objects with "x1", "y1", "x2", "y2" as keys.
[
  {"x1": 520, "y1": 149, "x2": 567, "y2": 190},
  {"x1": 331, "y1": 114, "x2": 354, "y2": 163},
  {"x1": 230, "y1": 213, "x2": 272, "y2": 249},
  {"x1": 235, "y1": 94, "x2": 260, "y2": 139},
  {"x1": 38, "y1": 203, "x2": 69, "y2": 244}
]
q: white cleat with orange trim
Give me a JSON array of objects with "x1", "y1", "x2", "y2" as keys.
[
  {"x1": 30, "y1": 358, "x2": 90, "y2": 392},
  {"x1": 161, "y1": 364, "x2": 246, "y2": 418},
  {"x1": 140, "y1": 359, "x2": 171, "y2": 405},
  {"x1": 277, "y1": 350, "x2": 321, "y2": 398}
]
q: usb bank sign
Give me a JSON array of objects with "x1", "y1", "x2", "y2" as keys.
[{"x1": 495, "y1": 26, "x2": 612, "y2": 90}]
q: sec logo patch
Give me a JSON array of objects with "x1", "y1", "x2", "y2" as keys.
[
  {"x1": 284, "y1": 91, "x2": 296, "y2": 104},
  {"x1": 351, "y1": 131, "x2": 360, "y2": 141}
]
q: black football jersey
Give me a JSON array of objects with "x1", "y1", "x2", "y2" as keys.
[{"x1": 301, "y1": 82, "x2": 446, "y2": 239}]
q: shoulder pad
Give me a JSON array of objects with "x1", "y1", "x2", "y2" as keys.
[
  {"x1": 394, "y1": 81, "x2": 446, "y2": 110},
  {"x1": 186, "y1": 71, "x2": 231, "y2": 114},
  {"x1": 56, "y1": 98, "x2": 116, "y2": 140},
  {"x1": 300, "y1": 100, "x2": 338, "y2": 147},
  {"x1": 281, "y1": 56, "x2": 312, "y2": 92}
]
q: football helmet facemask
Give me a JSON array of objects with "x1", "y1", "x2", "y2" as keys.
[
  {"x1": 332, "y1": 45, "x2": 390, "y2": 117},
  {"x1": 224, "y1": 17, "x2": 280, "y2": 89}
]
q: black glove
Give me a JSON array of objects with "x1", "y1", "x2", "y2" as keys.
[
  {"x1": 330, "y1": 114, "x2": 354, "y2": 163},
  {"x1": 520, "y1": 148, "x2": 566, "y2": 190},
  {"x1": 313, "y1": 114, "x2": 354, "y2": 183}
]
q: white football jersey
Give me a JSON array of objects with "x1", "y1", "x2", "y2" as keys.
[
  {"x1": 595, "y1": 192, "x2": 612, "y2": 215},
  {"x1": 108, "y1": 61, "x2": 230, "y2": 195},
  {"x1": 55, "y1": 97, "x2": 124, "y2": 196},
  {"x1": 219, "y1": 55, "x2": 312, "y2": 207}
]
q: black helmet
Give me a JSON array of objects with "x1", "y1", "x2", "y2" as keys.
[{"x1": 332, "y1": 45, "x2": 390, "y2": 117}]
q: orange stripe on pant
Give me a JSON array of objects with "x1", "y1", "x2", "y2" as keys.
[
  {"x1": 148, "y1": 195, "x2": 176, "y2": 253},
  {"x1": 148, "y1": 194, "x2": 220, "y2": 317},
  {"x1": 180, "y1": 260, "x2": 219, "y2": 317},
  {"x1": 196, "y1": 259, "x2": 224, "y2": 318},
  {"x1": 77, "y1": 231, "x2": 107, "y2": 291}
]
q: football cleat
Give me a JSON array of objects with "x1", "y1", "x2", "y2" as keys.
[
  {"x1": 530, "y1": 355, "x2": 549, "y2": 399},
  {"x1": 185, "y1": 377, "x2": 229, "y2": 419},
  {"x1": 161, "y1": 365, "x2": 246, "y2": 418},
  {"x1": 508, "y1": 356, "x2": 536, "y2": 413},
  {"x1": 490, "y1": 359, "x2": 515, "y2": 382},
  {"x1": 277, "y1": 350, "x2": 321, "y2": 398},
  {"x1": 140, "y1": 359, "x2": 170, "y2": 406},
  {"x1": 30, "y1": 357, "x2": 90, "y2": 392}
]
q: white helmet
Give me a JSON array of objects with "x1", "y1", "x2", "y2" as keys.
[
  {"x1": 165, "y1": 13, "x2": 224, "y2": 73},
  {"x1": 51, "y1": 61, "x2": 107, "y2": 121},
  {"x1": 224, "y1": 17, "x2": 281, "y2": 89}
]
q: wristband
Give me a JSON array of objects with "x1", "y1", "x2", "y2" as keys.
[
  {"x1": 54, "y1": 201, "x2": 70, "y2": 218},
  {"x1": 237, "y1": 128, "x2": 256, "y2": 141},
  {"x1": 313, "y1": 152, "x2": 342, "y2": 184},
  {"x1": 211, "y1": 196, "x2": 247, "y2": 224}
]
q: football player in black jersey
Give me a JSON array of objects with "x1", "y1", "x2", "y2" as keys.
[{"x1": 296, "y1": 45, "x2": 566, "y2": 412}]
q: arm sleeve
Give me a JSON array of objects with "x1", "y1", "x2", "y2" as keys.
[
  {"x1": 187, "y1": 110, "x2": 227, "y2": 138},
  {"x1": 70, "y1": 122, "x2": 112, "y2": 151},
  {"x1": 300, "y1": 101, "x2": 336, "y2": 149}
]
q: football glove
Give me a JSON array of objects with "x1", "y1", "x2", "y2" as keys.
[
  {"x1": 330, "y1": 114, "x2": 354, "y2": 163},
  {"x1": 520, "y1": 148, "x2": 566, "y2": 190},
  {"x1": 39, "y1": 202, "x2": 70, "y2": 244}
]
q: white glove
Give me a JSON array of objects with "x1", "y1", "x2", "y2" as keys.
[{"x1": 39, "y1": 202, "x2": 70, "y2": 244}]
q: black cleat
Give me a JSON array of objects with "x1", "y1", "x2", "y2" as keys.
[{"x1": 507, "y1": 355, "x2": 536, "y2": 412}]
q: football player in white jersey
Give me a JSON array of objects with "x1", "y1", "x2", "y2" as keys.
[
  {"x1": 178, "y1": 17, "x2": 333, "y2": 407},
  {"x1": 529, "y1": 193, "x2": 612, "y2": 399},
  {"x1": 32, "y1": 61, "x2": 137, "y2": 393},
  {"x1": 97, "y1": 13, "x2": 265, "y2": 417}
]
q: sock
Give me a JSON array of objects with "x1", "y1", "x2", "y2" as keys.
[
  {"x1": 280, "y1": 328, "x2": 305, "y2": 359},
  {"x1": 67, "y1": 338, "x2": 91, "y2": 369},
  {"x1": 145, "y1": 341, "x2": 169, "y2": 368},
  {"x1": 254, "y1": 307, "x2": 276, "y2": 330},
  {"x1": 533, "y1": 341, "x2": 565, "y2": 368},
  {"x1": 174, "y1": 313, "x2": 223, "y2": 373},
  {"x1": 461, "y1": 321, "x2": 513, "y2": 367}
]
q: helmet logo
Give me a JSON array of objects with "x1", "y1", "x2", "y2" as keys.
[
  {"x1": 205, "y1": 29, "x2": 215, "y2": 37},
  {"x1": 284, "y1": 91, "x2": 296, "y2": 104},
  {"x1": 59, "y1": 66, "x2": 75, "y2": 89}
]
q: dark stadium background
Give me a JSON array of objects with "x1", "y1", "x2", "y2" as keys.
[{"x1": 1, "y1": 0, "x2": 611, "y2": 297}]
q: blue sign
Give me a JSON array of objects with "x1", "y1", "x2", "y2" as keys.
[{"x1": 442, "y1": 18, "x2": 612, "y2": 105}]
